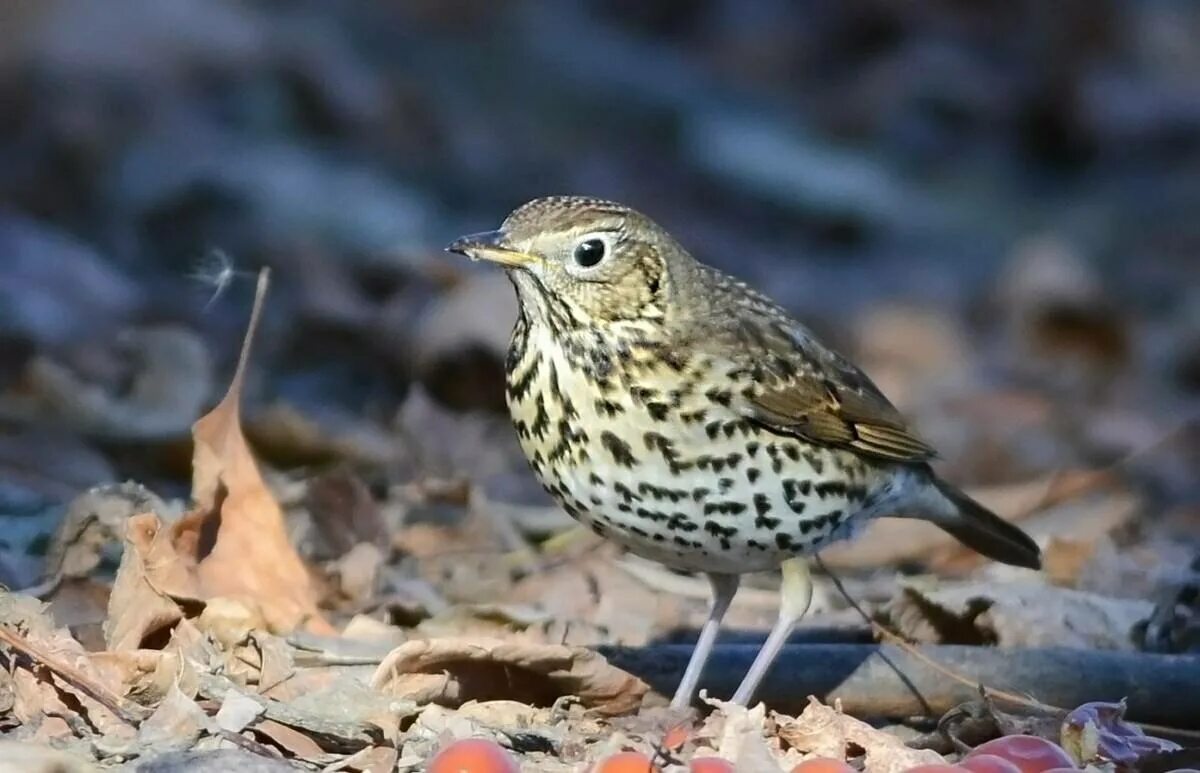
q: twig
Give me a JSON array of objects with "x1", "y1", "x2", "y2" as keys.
[
  {"x1": 0, "y1": 626, "x2": 151, "y2": 725},
  {"x1": 869, "y1": 622, "x2": 1060, "y2": 713},
  {"x1": 216, "y1": 727, "x2": 289, "y2": 760},
  {"x1": 815, "y1": 553, "x2": 1061, "y2": 714},
  {"x1": 815, "y1": 554, "x2": 935, "y2": 717}
]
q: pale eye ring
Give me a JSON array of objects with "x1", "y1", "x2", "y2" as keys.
[{"x1": 572, "y1": 237, "x2": 607, "y2": 268}]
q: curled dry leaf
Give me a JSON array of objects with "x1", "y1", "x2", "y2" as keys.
[
  {"x1": 369, "y1": 636, "x2": 648, "y2": 716},
  {"x1": 1, "y1": 593, "x2": 138, "y2": 743},
  {"x1": 104, "y1": 513, "x2": 198, "y2": 652},
  {"x1": 777, "y1": 698, "x2": 946, "y2": 773},
  {"x1": 1060, "y1": 700, "x2": 1181, "y2": 767},
  {"x1": 44, "y1": 482, "x2": 169, "y2": 584},
  {"x1": 694, "y1": 697, "x2": 789, "y2": 771},
  {"x1": 103, "y1": 272, "x2": 329, "y2": 644},
  {"x1": 173, "y1": 275, "x2": 327, "y2": 634},
  {"x1": 882, "y1": 582, "x2": 1153, "y2": 650}
]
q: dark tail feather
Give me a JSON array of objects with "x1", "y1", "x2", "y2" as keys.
[{"x1": 930, "y1": 478, "x2": 1042, "y2": 569}]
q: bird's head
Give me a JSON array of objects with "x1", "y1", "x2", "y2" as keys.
[{"x1": 447, "y1": 196, "x2": 685, "y2": 328}]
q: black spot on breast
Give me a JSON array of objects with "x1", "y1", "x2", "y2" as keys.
[
  {"x1": 815, "y1": 481, "x2": 847, "y2": 499},
  {"x1": 595, "y1": 398, "x2": 624, "y2": 417},
  {"x1": 705, "y1": 387, "x2": 733, "y2": 407},
  {"x1": 747, "y1": 467, "x2": 761, "y2": 484},
  {"x1": 613, "y1": 482, "x2": 640, "y2": 502},
  {"x1": 601, "y1": 431, "x2": 638, "y2": 467},
  {"x1": 646, "y1": 402, "x2": 671, "y2": 421},
  {"x1": 630, "y1": 386, "x2": 658, "y2": 404},
  {"x1": 530, "y1": 395, "x2": 549, "y2": 438}
]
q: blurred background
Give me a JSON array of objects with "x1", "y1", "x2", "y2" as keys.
[{"x1": 0, "y1": 0, "x2": 1197, "y2": 592}]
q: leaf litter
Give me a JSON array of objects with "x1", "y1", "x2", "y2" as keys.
[{"x1": 0, "y1": 269, "x2": 1195, "y2": 772}]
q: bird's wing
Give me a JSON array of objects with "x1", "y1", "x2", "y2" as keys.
[{"x1": 699, "y1": 311, "x2": 937, "y2": 464}]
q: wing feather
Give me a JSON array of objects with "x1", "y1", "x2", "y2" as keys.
[{"x1": 695, "y1": 302, "x2": 936, "y2": 464}]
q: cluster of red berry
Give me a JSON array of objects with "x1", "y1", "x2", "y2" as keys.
[{"x1": 423, "y1": 733, "x2": 1194, "y2": 772}]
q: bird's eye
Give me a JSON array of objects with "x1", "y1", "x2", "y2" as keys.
[{"x1": 573, "y1": 238, "x2": 607, "y2": 268}]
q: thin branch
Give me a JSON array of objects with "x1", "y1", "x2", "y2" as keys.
[
  {"x1": 815, "y1": 554, "x2": 935, "y2": 717},
  {"x1": 0, "y1": 626, "x2": 151, "y2": 725}
]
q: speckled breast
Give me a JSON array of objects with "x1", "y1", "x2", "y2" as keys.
[{"x1": 503, "y1": 316, "x2": 895, "y2": 574}]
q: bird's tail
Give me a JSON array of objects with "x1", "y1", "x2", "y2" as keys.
[{"x1": 926, "y1": 477, "x2": 1042, "y2": 569}]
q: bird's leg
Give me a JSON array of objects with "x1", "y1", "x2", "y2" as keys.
[
  {"x1": 730, "y1": 556, "x2": 813, "y2": 705},
  {"x1": 670, "y1": 572, "x2": 740, "y2": 709}
]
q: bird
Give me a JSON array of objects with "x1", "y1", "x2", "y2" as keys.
[{"x1": 447, "y1": 196, "x2": 1041, "y2": 709}]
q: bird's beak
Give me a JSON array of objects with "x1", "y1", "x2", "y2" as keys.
[{"x1": 446, "y1": 230, "x2": 539, "y2": 268}]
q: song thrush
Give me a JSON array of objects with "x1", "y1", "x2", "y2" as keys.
[{"x1": 448, "y1": 197, "x2": 1041, "y2": 708}]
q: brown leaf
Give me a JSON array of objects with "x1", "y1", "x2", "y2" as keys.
[
  {"x1": 104, "y1": 513, "x2": 197, "y2": 652},
  {"x1": 323, "y1": 745, "x2": 400, "y2": 773},
  {"x1": 305, "y1": 469, "x2": 388, "y2": 559},
  {"x1": 0, "y1": 593, "x2": 141, "y2": 743},
  {"x1": 693, "y1": 698, "x2": 788, "y2": 771},
  {"x1": 881, "y1": 582, "x2": 1153, "y2": 649},
  {"x1": 44, "y1": 482, "x2": 169, "y2": 584},
  {"x1": 251, "y1": 718, "x2": 332, "y2": 764},
  {"x1": 369, "y1": 636, "x2": 647, "y2": 716},
  {"x1": 777, "y1": 698, "x2": 945, "y2": 773},
  {"x1": 173, "y1": 270, "x2": 330, "y2": 635}
]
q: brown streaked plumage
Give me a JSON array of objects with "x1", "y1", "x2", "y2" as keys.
[{"x1": 448, "y1": 196, "x2": 1041, "y2": 709}]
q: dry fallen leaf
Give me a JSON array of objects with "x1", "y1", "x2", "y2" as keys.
[
  {"x1": 44, "y1": 482, "x2": 170, "y2": 585},
  {"x1": 104, "y1": 513, "x2": 197, "y2": 652},
  {"x1": 694, "y1": 697, "x2": 788, "y2": 771},
  {"x1": 777, "y1": 698, "x2": 946, "y2": 773},
  {"x1": 369, "y1": 636, "x2": 647, "y2": 716},
  {"x1": 251, "y1": 718, "x2": 332, "y2": 765},
  {"x1": 172, "y1": 270, "x2": 330, "y2": 635},
  {"x1": 1, "y1": 593, "x2": 141, "y2": 745},
  {"x1": 882, "y1": 582, "x2": 1153, "y2": 649}
]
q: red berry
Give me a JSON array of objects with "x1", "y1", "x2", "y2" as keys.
[
  {"x1": 960, "y1": 756, "x2": 1023, "y2": 773},
  {"x1": 690, "y1": 758, "x2": 736, "y2": 773},
  {"x1": 967, "y1": 736, "x2": 1076, "y2": 773},
  {"x1": 901, "y1": 766, "x2": 969, "y2": 773},
  {"x1": 791, "y1": 759, "x2": 856, "y2": 773},
  {"x1": 428, "y1": 738, "x2": 520, "y2": 773}
]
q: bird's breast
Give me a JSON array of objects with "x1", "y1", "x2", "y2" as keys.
[{"x1": 503, "y1": 320, "x2": 891, "y2": 573}]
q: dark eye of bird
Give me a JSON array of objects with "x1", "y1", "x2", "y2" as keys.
[{"x1": 573, "y1": 238, "x2": 606, "y2": 268}]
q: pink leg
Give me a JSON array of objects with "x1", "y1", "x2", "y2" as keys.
[
  {"x1": 731, "y1": 557, "x2": 812, "y2": 705},
  {"x1": 670, "y1": 573, "x2": 739, "y2": 709}
]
